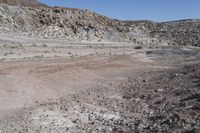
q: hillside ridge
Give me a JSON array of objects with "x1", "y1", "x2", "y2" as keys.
[{"x1": 0, "y1": 3, "x2": 199, "y2": 46}]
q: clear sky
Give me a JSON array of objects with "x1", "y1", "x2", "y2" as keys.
[{"x1": 40, "y1": 0, "x2": 200, "y2": 22}]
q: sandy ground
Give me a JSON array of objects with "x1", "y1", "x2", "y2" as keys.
[
  {"x1": 0, "y1": 37, "x2": 200, "y2": 132},
  {"x1": 0, "y1": 51, "x2": 157, "y2": 111}
]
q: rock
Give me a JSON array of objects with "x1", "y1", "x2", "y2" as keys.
[{"x1": 157, "y1": 89, "x2": 164, "y2": 92}]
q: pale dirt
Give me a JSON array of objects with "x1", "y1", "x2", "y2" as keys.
[
  {"x1": 0, "y1": 52, "x2": 156, "y2": 111},
  {"x1": 0, "y1": 38, "x2": 199, "y2": 132}
]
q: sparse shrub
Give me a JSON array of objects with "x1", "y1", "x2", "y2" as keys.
[
  {"x1": 134, "y1": 46, "x2": 143, "y2": 49},
  {"x1": 4, "y1": 52, "x2": 13, "y2": 56},
  {"x1": 42, "y1": 44, "x2": 47, "y2": 47},
  {"x1": 3, "y1": 44, "x2": 7, "y2": 47},
  {"x1": 35, "y1": 55, "x2": 44, "y2": 58},
  {"x1": 146, "y1": 51, "x2": 152, "y2": 54},
  {"x1": 132, "y1": 38, "x2": 137, "y2": 43}
]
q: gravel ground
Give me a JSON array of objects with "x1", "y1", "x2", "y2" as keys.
[{"x1": 0, "y1": 47, "x2": 199, "y2": 133}]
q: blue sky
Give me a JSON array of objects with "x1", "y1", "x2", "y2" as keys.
[{"x1": 40, "y1": 0, "x2": 200, "y2": 22}]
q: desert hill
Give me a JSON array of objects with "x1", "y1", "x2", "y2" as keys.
[{"x1": 0, "y1": 1, "x2": 199, "y2": 46}]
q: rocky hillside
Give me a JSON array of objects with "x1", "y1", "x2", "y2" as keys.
[
  {"x1": 150, "y1": 19, "x2": 200, "y2": 46},
  {"x1": 0, "y1": 2, "x2": 199, "y2": 46}
]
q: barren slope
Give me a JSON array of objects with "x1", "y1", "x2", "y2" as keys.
[{"x1": 0, "y1": 3, "x2": 200, "y2": 46}]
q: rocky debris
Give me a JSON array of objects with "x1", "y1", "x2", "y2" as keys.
[
  {"x1": 0, "y1": 48, "x2": 200, "y2": 132},
  {"x1": 150, "y1": 19, "x2": 200, "y2": 47},
  {"x1": 0, "y1": 3, "x2": 199, "y2": 46}
]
